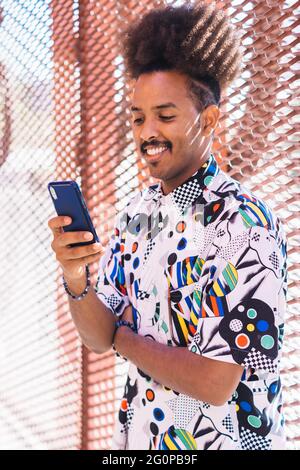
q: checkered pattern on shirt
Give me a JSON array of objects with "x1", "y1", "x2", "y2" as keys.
[
  {"x1": 171, "y1": 179, "x2": 202, "y2": 213},
  {"x1": 242, "y1": 347, "x2": 277, "y2": 373},
  {"x1": 240, "y1": 427, "x2": 272, "y2": 450},
  {"x1": 107, "y1": 293, "x2": 121, "y2": 310},
  {"x1": 202, "y1": 403, "x2": 210, "y2": 409},
  {"x1": 222, "y1": 415, "x2": 234, "y2": 434},
  {"x1": 137, "y1": 290, "x2": 150, "y2": 300},
  {"x1": 143, "y1": 239, "x2": 156, "y2": 263},
  {"x1": 121, "y1": 406, "x2": 134, "y2": 434}
]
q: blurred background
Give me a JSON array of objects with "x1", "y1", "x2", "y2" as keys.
[{"x1": 0, "y1": 0, "x2": 299, "y2": 450}]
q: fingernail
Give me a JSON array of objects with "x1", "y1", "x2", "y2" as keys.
[{"x1": 84, "y1": 233, "x2": 93, "y2": 240}]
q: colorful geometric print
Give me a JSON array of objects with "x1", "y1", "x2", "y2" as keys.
[
  {"x1": 165, "y1": 255, "x2": 203, "y2": 289},
  {"x1": 188, "y1": 288, "x2": 202, "y2": 334},
  {"x1": 196, "y1": 260, "x2": 239, "y2": 318},
  {"x1": 169, "y1": 286, "x2": 194, "y2": 346},
  {"x1": 158, "y1": 426, "x2": 197, "y2": 450},
  {"x1": 169, "y1": 310, "x2": 190, "y2": 346},
  {"x1": 204, "y1": 199, "x2": 225, "y2": 225},
  {"x1": 150, "y1": 302, "x2": 170, "y2": 336},
  {"x1": 108, "y1": 255, "x2": 127, "y2": 296},
  {"x1": 267, "y1": 379, "x2": 282, "y2": 404},
  {"x1": 236, "y1": 194, "x2": 274, "y2": 230},
  {"x1": 96, "y1": 152, "x2": 286, "y2": 450},
  {"x1": 208, "y1": 262, "x2": 238, "y2": 297},
  {"x1": 150, "y1": 302, "x2": 161, "y2": 327},
  {"x1": 235, "y1": 382, "x2": 272, "y2": 438},
  {"x1": 194, "y1": 257, "x2": 205, "y2": 277},
  {"x1": 278, "y1": 324, "x2": 285, "y2": 351},
  {"x1": 219, "y1": 298, "x2": 278, "y2": 366},
  {"x1": 202, "y1": 293, "x2": 227, "y2": 317},
  {"x1": 118, "y1": 376, "x2": 138, "y2": 436}
]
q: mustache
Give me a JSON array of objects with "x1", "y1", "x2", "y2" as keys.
[{"x1": 141, "y1": 141, "x2": 172, "y2": 153}]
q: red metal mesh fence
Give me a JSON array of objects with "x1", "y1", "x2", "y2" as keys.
[{"x1": 0, "y1": 0, "x2": 299, "y2": 450}]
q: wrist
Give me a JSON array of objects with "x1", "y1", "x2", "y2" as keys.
[
  {"x1": 63, "y1": 265, "x2": 91, "y2": 300},
  {"x1": 63, "y1": 266, "x2": 86, "y2": 282},
  {"x1": 63, "y1": 275, "x2": 86, "y2": 294},
  {"x1": 112, "y1": 320, "x2": 136, "y2": 360}
]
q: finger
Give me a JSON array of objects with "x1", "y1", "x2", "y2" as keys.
[
  {"x1": 61, "y1": 242, "x2": 103, "y2": 260},
  {"x1": 79, "y1": 251, "x2": 103, "y2": 265},
  {"x1": 48, "y1": 216, "x2": 72, "y2": 235},
  {"x1": 61, "y1": 251, "x2": 102, "y2": 277},
  {"x1": 57, "y1": 231, "x2": 97, "y2": 248}
]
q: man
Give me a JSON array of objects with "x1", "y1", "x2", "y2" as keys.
[{"x1": 49, "y1": 2, "x2": 287, "y2": 450}]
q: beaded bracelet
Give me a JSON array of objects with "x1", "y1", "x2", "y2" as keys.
[
  {"x1": 112, "y1": 320, "x2": 136, "y2": 361},
  {"x1": 62, "y1": 265, "x2": 91, "y2": 301}
]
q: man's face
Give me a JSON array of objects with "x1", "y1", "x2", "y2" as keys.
[{"x1": 130, "y1": 70, "x2": 219, "y2": 194}]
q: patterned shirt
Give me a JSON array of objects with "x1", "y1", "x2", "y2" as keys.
[{"x1": 95, "y1": 153, "x2": 287, "y2": 450}]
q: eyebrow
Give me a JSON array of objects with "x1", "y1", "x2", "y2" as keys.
[{"x1": 130, "y1": 102, "x2": 178, "y2": 112}]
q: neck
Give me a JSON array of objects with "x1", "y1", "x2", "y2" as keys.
[{"x1": 161, "y1": 150, "x2": 212, "y2": 196}]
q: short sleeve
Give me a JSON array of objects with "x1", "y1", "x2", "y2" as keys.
[
  {"x1": 94, "y1": 214, "x2": 130, "y2": 317},
  {"x1": 188, "y1": 217, "x2": 287, "y2": 374}
]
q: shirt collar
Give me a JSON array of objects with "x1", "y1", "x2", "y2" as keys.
[{"x1": 149, "y1": 153, "x2": 220, "y2": 214}]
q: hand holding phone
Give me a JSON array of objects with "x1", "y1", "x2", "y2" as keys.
[
  {"x1": 47, "y1": 180, "x2": 102, "y2": 280},
  {"x1": 48, "y1": 180, "x2": 99, "y2": 247}
]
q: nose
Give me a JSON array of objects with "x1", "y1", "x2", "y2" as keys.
[{"x1": 139, "y1": 118, "x2": 159, "y2": 142}]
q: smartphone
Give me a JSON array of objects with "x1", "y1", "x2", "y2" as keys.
[{"x1": 48, "y1": 180, "x2": 100, "y2": 248}]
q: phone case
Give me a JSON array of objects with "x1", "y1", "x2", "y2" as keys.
[{"x1": 48, "y1": 180, "x2": 100, "y2": 248}]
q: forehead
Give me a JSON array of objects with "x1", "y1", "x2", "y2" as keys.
[{"x1": 131, "y1": 70, "x2": 190, "y2": 109}]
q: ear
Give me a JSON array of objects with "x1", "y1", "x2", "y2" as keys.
[{"x1": 202, "y1": 105, "x2": 220, "y2": 136}]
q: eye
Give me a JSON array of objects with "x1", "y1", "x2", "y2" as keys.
[
  {"x1": 133, "y1": 118, "x2": 143, "y2": 124},
  {"x1": 160, "y1": 116, "x2": 175, "y2": 121},
  {"x1": 133, "y1": 116, "x2": 175, "y2": 125}
]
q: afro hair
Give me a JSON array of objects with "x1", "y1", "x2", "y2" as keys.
[{"x1": 120, "y1": 1, "x2": 243, "y2": 112}]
